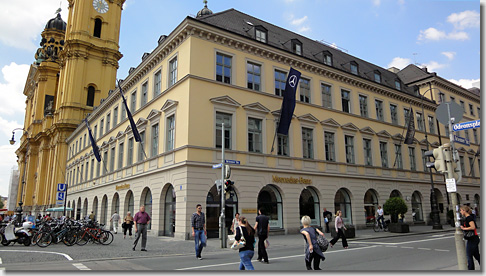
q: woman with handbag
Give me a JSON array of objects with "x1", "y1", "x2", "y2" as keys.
[
  {"x1": 230, "y1": 212, "x2": 240, "y2": 234},
  {"x1": 123, "y1": 211, "x2": 134, "y2": 239},
  {"x1": 460, "y1": 205, "x2": 480, "y2": 270},
  {"x1": 300, "y1": 215, "x2": 325, "y2": 270},
  {"x1": 330, "y1": 210, "x2": 348, "y2": 249},
  {"x1": 234, "y1": 216, "x2": 255, "y2": 270}
]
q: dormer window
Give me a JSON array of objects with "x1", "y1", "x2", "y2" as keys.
[
  {"x1": 255, "y1": 26, "x2": 267, "y2": 43},
  {"x1": 324, "y1": 53, "x2": 332, "y2": 66},
  {"x1": 350, "y1": 61, "x2": 358, "y2": 75},
  {"x1": 374, "y1": 70, "x2": 381, "y2": 83},
  {"x1": 291, "y1": 39, "x2": 303, "y2": 55},
  {"x1": 395, "y1": 79, "x2": 401, "y2": 90}
]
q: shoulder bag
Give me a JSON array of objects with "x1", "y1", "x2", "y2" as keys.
[
  {"x1": 316, "y1": 232, "x2": 329, "y2": 252},
  {"x1": 231, "y1": 226, "x2": 246, "y2": 250}
]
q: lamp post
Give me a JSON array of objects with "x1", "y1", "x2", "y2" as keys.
[
  {"x1": 419, "y1": 88, "x2": 443, "y2": 230},
  {"x1": 9, "y1": 128, "x2": 29, "y2": 225}
]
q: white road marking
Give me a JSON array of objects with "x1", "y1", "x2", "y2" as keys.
[
  {"x1": 418, "y1": 248, "x2": 432, "y2": 250},
  {"x1": 176, "y1": 245, "x2": 379, "y2": 270},
  {"x1": 386, "y1": 245, "x2": 398, "y2": 248},
  {"x1": 73, "y1": 263, "x2": 90, "y2": 270},
  {"x1": 431, "y1": 234, "x2": 446, "y2": 237},
  {"x1": 0, "y1": 250, "x2": 73, "y2": 261},
  {"x1": 401, "y1": 246, "x2": 414, "y2": 249},
  {"x1": 434, "y1": 249, "x2": 450, "y2": 252},
  {"x1": 349, "y1": 235, "x2": 453, "y2": 246},
  {"x1": 0, "y1": 258, "x2": 2, "y2": 264}
]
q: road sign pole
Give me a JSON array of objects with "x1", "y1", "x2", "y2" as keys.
[
  {"x1": 220, "y1": 123, "x2": 226, "y2": 248},
  {"x1": 446, "y1": 104, "x2": 467, "y2": 270}
]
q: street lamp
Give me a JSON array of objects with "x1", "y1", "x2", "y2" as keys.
[
  {"x1": 9, "y1": 128, "x2": 29, "y2": 224},
  {"x1": 419, "y1": 88, "x2": 443, "y2": 230}
]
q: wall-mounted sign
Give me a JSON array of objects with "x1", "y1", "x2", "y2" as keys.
[
  {"x1": 116, "y1": 184, "x2": 130, "y2": 191},
  {"x1": 272, "y1": 175, "x2": 312, "y2": 184},
  {"x1": 242, "y1": 208, "x2": 257, "y2": 214}
]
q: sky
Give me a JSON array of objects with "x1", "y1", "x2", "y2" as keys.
[{"x1": 0, "y1": 0, "x2": 482, "y2": 198}]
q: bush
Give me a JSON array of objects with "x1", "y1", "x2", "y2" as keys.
[{"x1": 383, "y1": 197, "x2": 408, "y2": 223}]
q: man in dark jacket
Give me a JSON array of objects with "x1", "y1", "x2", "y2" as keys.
[
  {"x1": 323, "y1": 208, "x2": 332, "y2": 233},
  {"x1": 254, "y1": 208, "x2": 270, "y2": 264}
]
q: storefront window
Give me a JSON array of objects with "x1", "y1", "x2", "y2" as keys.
[
  {"x1": 206, "y1": 185, "x2": 238, "y2": 238},
  {"x1": 164, "y1": 185, "x2": 176, "y2": 237},
  {"x1": 334, "y1": 188, "x2": 352, "y2": 225},
  {"x1": 299, "y1": 187, "x2": 320, "y2": 226},
  {"x1": 364, "y1": 189, "x2": 379, "y2": 224},
  {"x1": 258, "y1": 185, "x2": 283, "y2": 229},
  {"x1": 143, "y1": 189, "x2": 152, "y2": 230},
  {"x1": 126, "y1": 191, "x2": 134, "y2": 216},
  {"x1": 101, "y1": 195, "x2": 108, "y2": 225},
  {"x1": 411, "y1": 191, "x2": 423, "y2": 222}
]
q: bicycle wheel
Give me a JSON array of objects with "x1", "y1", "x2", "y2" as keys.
[
  {"x1": 62, "y1": 230, "x2": 77, "y2": 246},
  {"x1": 99, "y1": 230, "x2": 114, "y2": 245},
  {"x1": 36, "y1": 232, "x2": 52, "y2": 248},
  {"x1": 75, "y1": 231, "x2": 90, "y2": 246},
  {"x1": 373, "y1": 223, "x2": 379, "y2": 232}
]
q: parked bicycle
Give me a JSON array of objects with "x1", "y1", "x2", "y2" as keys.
[{"x1": 373, "y1": 218, "x2": 390, "y2": 232}]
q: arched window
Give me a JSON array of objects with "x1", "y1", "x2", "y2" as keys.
[
  {"x1": 101, "y1": 195, "x2": 108, "y2": 225},
  {"x1": 334, "y1": 188, "x2": 352, "y2": 225},
  {"x1": 126, "y1": 191, "x2": 134, "y2": 216},
  {"x1": 143, "y1": 189, "x2": 152, "y2": 229},
  {"x1": 299, "y1": 187, "x2": 320, "y2": 226},
  {"x1": 83, "y1": 198, "x2": 88, "y2": 218},
  {"x1": 364, "y1": 189, "x2": 379, "y2": 224},
  {"x1": 258, "y1": 185, "x2": 283, "y2": 229},
  {"x1": 94, "y1": 18, "x2": 102, "y2": 38},
  {"x1": 87, "y1": 86, "x2": 95, "y2": 107},
  {"x1": 411, "y1": 191, "x2": 423, "y2": 222},
  {"x1": 93, "y1": 196, "x2": 98, "y2": 218},
  {"x1": 164, "y1": 185, "x2": 176, "y2": 237}
]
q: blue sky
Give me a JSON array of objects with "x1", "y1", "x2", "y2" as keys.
[{"x1": 0, "y1": 0, "x2": 481, "y2": 197}]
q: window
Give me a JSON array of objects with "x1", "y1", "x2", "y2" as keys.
[
  {"x1": 395, "y1": 144, "x2": 403, "y2": 169},
  {"x1": 324, "y1": 132, "x2": 335, "y2": 162},
  {"x1": 380, "y1": 142, "x2": 388, "y2": 168},
  {"x1": 127, "y1": 138, "x2": 134, "y2": 165},
  {"x1": 404, "y1": 108, "x2": 411, "y2": 126},
  {"x1": 375, "y1": 100, "x2": 384, "y2": 121},
  {"x1": 477, "y1": 107, "x2": 480, "y2": 117},
  {"x1": 428, "y1": 116, "x2": 435, "y2": 134},
  {"x1": 80, "y1": 165, "x2": 84, "y2": 182},
  {"x1": 154, "y1": 70, "x2": 162, "y2": 97},
  {"x1": 90, "y1": 159, "x2": 94, "y2": 180},
  {"x1": 151, "y1": 124, "x2": 159, "y2": 157},
  {"x1": 277, "y1": 132, "x2": 289, "y2": 156},
  {"x1": 103, "y1": 151, "x2": 108, "y2": 175},
  {"x1": 166, "y1": 115, "x2": 175, "y2": 151},
  {"x1": 216, "y1": 53, "x2": 231, "y2": 84},
  {"x1": 113, "y1": 107, "x2": 118, "y2": 126},
  {"x1": 438, "y1": 92, "x2": 445, "y2": 103},
  {"x1": 459, "y1": 156, "x2": 465, "y2": 176},
  {"x1": 350, "y1": 62, "x2": 358, "y2": 75},
  {"x1": 465, "y1": 129, "x2": 470, "y2": 141},
  {"x1": 83, "y1": 134, "x2": 86, "y2": 148},
  {"x1": 99, "y1": 118, "x2": 104, "y2": 137},
  {"x1": 323, "y1": 53, "x2": 332, "y2": 66},
  {"x1": 469, "y1": 157, "x2": 475, "y2": 177},
  {"x1": 275, "y1": 70, "x2": 287, "y2": 96},
  {"x1": 421, "y1": 149, "x2": 428, "y2": 171},
  {"x1": 469, "y1": 104, "x2": 474, "y2": 116},
  {"x1": 93, "y1": 18, "x2": 102, "y2": 38},
  {"x1": 345, "y1": 135, "x2": 355, "y2": 164},
  {"x1": 85, "y1": 161, "x2": 89, "y2": 180},
  {"x1": 395, "y1": 80, "x2": 401, "y2": 90},
  {"x1": 141, "y1": 82, "x2": 148, "y2": 106},
  {"x1": 87, "y1": 86, "x2": 95, "y2": 107},
  {"x1": 247, "y1": 62, "x2": 261, "y2": 91},
  {"x1": 416, "y1": 113, "x2": 424, "y2": 131},
  {"x1": 106, "y1": 113, "x2": 111, "y2": 132},
  {"x1": 216, "y1": 112, "x2": 232, "y2": 149},
  {"x1": 118, "y1": 143, "x2": 124, "y2": 169},
  {"x1": 374, "y1": 71, "x2": 381, "y2": 83},
  {"x1": 302, "y1": 128, "x2": 313, "y2": 159},
  {"x1": 110, "y1": 147, "x2": 115, "y2": 172},
  {"x1": 255, "y1": 27, "x2": 267, "y2": 43},
  {"x1": 390, "y1": 104, "x2": 398, "y2": 125},
  {"x1": 169, "y1": 57, "x2": 178, "y2": 87},
  {"x1": 363, "y1": 139, "x2": 372, "y2": 166},
  {"x1": 121, "y1": 103, "x2": 126, "y2": 120},
  {"x1": 130, "y1": 92, "x2": 137, "y2": 111},
  {"x1": 341, "y1": 89, "x2": 351, "y2": 113},
  {"x1": 248, "y1": 118, "x2": 263, "y2": 153},
  {"x1": 138, "y1": 132, "x2": 145, "y2": 162},
  {"x1": 460, "y1": 101, "x2": 466, "y2": 114},
  {"x1": 409, "y1": 147, "x2": 416, "y2": 171},
  {"x1": 450, "y1": 96, "x2": 455, "y2": 102},
  {"x1": 96, "y1": 159, "x2": 100, "y2": 177},
  {"x1": 359, "y1": 95, "x2": 368, "y2": 117},
  {"x1": 93, "y1": 125, "x2": 97, "y2": 140},
  {"x1": 299, "y1": 78, "x2": 311, "y2": 103},
  {"x1": 473, "y1": 129, "x2": 478, "y2": 144},
  {"x1": 321, "y1": 83, "x2": 332, "y2": 108},
  {"x1": 292, "y1": 40, "x2": 302, "y2": 55}
]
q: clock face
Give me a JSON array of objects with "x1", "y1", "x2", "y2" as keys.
[{"x1": 93, "y1": 0, "x2": 109, "y2": 14}]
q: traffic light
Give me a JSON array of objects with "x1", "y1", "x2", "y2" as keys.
[
  {"x1": 224, "y1": 165, "x2": 231, "y2": 179},
  {"x1": 451, "y1": 150, "x2": 463, "y2": 183},
  {"x1": 224, "y1": 179, "x2": 234, "y2": 193},
  {"x1": 425, "y1": 145, "x2": 447, "y2": 173}
]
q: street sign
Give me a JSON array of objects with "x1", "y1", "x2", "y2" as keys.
[
  {"x1": 453, "y1": 135, "x2": 470, "y2": 146},
  {"x1": 446, "y1": 178, "x2": 457, "y2": 193},
  {"x1": 57, "y1": 183, "x2": 67, "y2": 192},
  {"x1": 436, "y1": 101, "x2": 463, "y2": 125},
  {"x1": 224, "y1": 159, "x2": 240, "y2": 165},
  {"x1": 56, "y1": 192, "x2": 65, "y2": 201},
  {"x1": 212, "y1": 163, "x2": 222, "y2": 169},
  {"x1": 453, "y1": 120, "x2": 480, "y2": 132},
  {"x1": 56, "y1": 201, "x2": 64, "y2": 206}
]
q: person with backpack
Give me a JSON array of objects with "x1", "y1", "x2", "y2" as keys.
[
  {"x1": 300, "y1": 215, "x2": 325, "y2": 270},
  {"x1": 322, "y1": 208, "x2": 332, "y2": 233}
]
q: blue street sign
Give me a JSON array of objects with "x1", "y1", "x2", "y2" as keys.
[
  {"x1": 56, "y1": 201, "x2": 64, "y2": 206},
  {"x1": 454, "y1": 135, "x2": 470, "y2": 146},
  {"x1": 57, "y1": 183, "x2": 67, "y2": 192},
  {"x1": 212, "y1": 163, "x2": 222, "y2": 169},
  {"x1": 225, "y1": 160, "x2": 240, "y2": 165},
  {"x1": 56, "y1": 192, "x2": 65, "y2": 201},
  {"x1": 452, "y1": 120, "x2": 480, "y2": 132}
]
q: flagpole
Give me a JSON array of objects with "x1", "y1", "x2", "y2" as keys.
[{"x1": 392, "y1": 103, "x2": 412, "y2": 169}]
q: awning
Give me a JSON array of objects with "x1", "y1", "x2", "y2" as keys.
[{"x1": 45, "y1": 207, "x2": 73, "y2": 212}]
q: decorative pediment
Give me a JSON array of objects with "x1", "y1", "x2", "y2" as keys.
[
  {"x1": 100, "y1": 141, "x2": 109, "y2": 149},
  {"x1": 377, "y1": 130, "x2": 392, "y2": 138},
  {"x1": 271, "y1": 110, "x2": 297, "y2": 119},
  {"x1": 392, "y1": 133, "x2": 404, "y2": 141},
  {"x1": 467, "y1": 149, "x2": 476, "y2": 155},
  {"x1": 147, "y1": 109, "x2": 162, "y2": 120},
  {"x1": 431, "y1": 141, "x2": 440, "y2": 147},
  {"x1": 161, "y1": 99, "x2": 179, "y2": 112},
  {"x1": 136, "y1": 118, "x2": 148, "y2": 128},
  {"x1": 108, "y1": 136, "x2": 116, "y2": 144},
  {"x1": 116, "y1": 131, "x2": 125, "y2": 140},
  {"x1": 297, "y1": 113, "x2": 319, "y2": 123},
  {"x1": 412, "y1": 138, "x2": 420, "y2": 144},
  {"x1": 341, "y1": 123, "x2": 359, "y2": 132},
  {"x1": 142, "y1": 52, "x2": 150, "y2": 61},
  {"x1": 419, "y1": 139, "x2": 429, "y2": 146},
  {"x1": 242, "y1": 102, "x2": 270, "y2": 114},
  {"x1": 210, "y1": 95, "x2": 241, "y2": 107},
  {"x1": 359, "y1": 127, "x2": 376, "y2": 136},
  {"x1": 320, "y1": 118, "x2": 340, "y2": 128},
  {"x1": 457, "y1": 147, "x2": 466, "y2": 153},
  {"x1": 125, "y1": 125, "x2": 132, "y2": 134}
]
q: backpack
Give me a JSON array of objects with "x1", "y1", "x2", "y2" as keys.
[{"x1": 316, "y1": 234, "x2": 329, "y2": 252}]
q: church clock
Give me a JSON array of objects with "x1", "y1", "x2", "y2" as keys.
[{"x1": 93, "y1": 0, "x2": 109, "y2": 14}]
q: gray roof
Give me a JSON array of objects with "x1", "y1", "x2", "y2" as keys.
[
  {"x1": 397, "y1": 64, "x2": 436, "y2": 85},
  {"x1": 194, "y1": 8, "x2": 416, "y2": 96}
]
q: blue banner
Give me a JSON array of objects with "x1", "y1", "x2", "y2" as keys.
[{"x1": 277, "y1": 67, "x2": 301, "y2": 135}]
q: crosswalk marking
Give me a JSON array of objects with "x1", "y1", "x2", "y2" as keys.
[{"x1": 73, "y1": 263, "x2": 91, "y2": 270}]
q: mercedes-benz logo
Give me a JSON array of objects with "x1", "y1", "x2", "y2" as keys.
[{"x1": 288, "y1": 75, "x2": 297, "y2": 88}]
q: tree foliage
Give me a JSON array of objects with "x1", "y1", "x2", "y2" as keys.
[{"x1": 383, "y1": 197, "x2": 408, "y2": 223}]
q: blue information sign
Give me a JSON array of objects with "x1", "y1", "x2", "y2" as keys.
[
  {"x1": 453, "y1": 135, "x2": 470, "y2": 146},
  {"x1": 225, "y1": 160, "x2": 240, "y2": 165},
  {"x1": 57, "y1": 183, "x2": 67, "y2": 192},
  {"x1": 452, "y1": 120, "x2": 480, "y2": 132}
]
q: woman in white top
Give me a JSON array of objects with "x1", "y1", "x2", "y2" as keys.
[
  {"x1": 231, "y1": 212, "x2": 240, "y2": 233},
  {"x1": 329, "y1": 210, "x2": 348, "y2": 249}
]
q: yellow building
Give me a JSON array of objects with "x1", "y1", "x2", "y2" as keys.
[{"x1": 21, "y1": 3, "x2": 479, "y2": 239}]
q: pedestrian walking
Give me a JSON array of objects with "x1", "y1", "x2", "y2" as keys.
[
  {"x1": 191, "y1": 204, "x2": 207, "y2": 260},
  {"x1": 322, "y1": 208, "x2": 332, "y2": 233},
  {"x1": 110, "y1": 211, "x2": 120, "y2": 234},
  {"x1": 132, "y1": 206, "x2": 151, "y2": 251},
  {"x1": 300, "y1": 215, "x2": 325, "y2": 270},
  {"x1": 123, "y1": 211, "x2": 134, "y2": 239},
  {"x1": 254, "y1": 208, "x2": 269, "y2": 264},
  {"x1": 230, "y1": 212, "x2": 240, "y2": 234},
  {"x1": 235, "y1": 216, "x2": 255, "y2": 270},
  {"x1": 330, "y1": 210, "x2": 348, "y2": 249},
  {"x1": 460, "y1": 205, "x2": 480, "y2": 270}
]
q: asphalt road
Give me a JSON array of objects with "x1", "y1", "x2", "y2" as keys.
[{"x1": 0, "y1": 231, "x2": 476, "y2": 271}]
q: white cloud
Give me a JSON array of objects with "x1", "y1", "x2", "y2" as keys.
[
  {"x1": 0, "y1": 0, "x2": 69, "y2": 51},
  {"x1": 291, "y1": 15, "x2": 308, "y2": 26},
  {"x1": 298, "y1": 26, "x2": 311, "y2": 33},
  {"x1": 0, "y1": 117, "x2": 22, "y2": 138},
  {"x1": 447, "y1": 10, "x2": 480, "y2": 30},
  {"x1": 446, "y1": 31, "x2": 469, "y2": 41},
  {"x1": 418, "y1": 27, "x2": 469, "y2": 41},
  {"x1": 421, "y1": 61, "x2": 447, "y2": 72},
  {"x1": 0, "y1": 145, "x2": 20, "y2": 196},
  {"x1": 448, "y1": 78, "x2": 480, "y2": 89},
  {"x1": 387, "y1": 57, "x2": 413, "y2": 70},
  {"x1": 441, "y1": 51, "x2": 456, "y2": 60},
  {"x1": 373, "y1": 0, "x2": 381, "y2": 6},
  {"x1": 0, "y1": 63, "x2": 30, "y2": 115}
]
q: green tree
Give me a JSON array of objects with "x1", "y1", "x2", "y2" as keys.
[{"x1": 383, "y1": 197, "x2": 408, "y2": 223}]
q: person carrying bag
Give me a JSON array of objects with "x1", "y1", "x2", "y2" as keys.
[
  {"x1": 460, "y1": 205, "x2": 480, "y2": 270},
  {"x1": 233, "y1": 216, "x2": 255, "y2": 270}
]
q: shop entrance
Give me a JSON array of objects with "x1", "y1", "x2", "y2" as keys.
[{"x1": 206, "y1": 184, "x2": 238, "y2": 238}]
